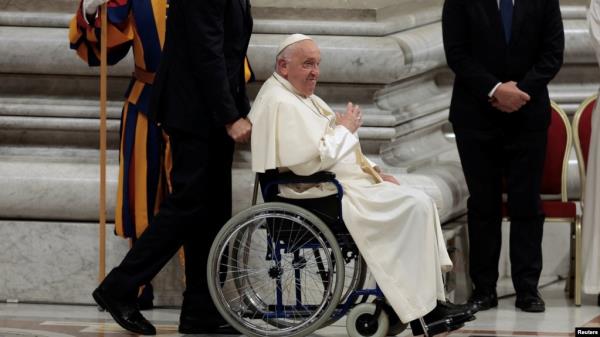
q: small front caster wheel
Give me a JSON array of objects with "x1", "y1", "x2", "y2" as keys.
[{"x1": 346, "y1": 303, "x2": 390, "y2": 337}]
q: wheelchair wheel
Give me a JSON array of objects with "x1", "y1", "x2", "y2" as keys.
[
  {"x1": 346, "y1": 303, "x2": 389, "y2": 337},
  {"x1": 340, "y1": 254, "x2": 368, "y2": 304},
  {"x1": 323, "y1": 253, "x2": 368, "y2": 326},
  {"x1": 207, "y1": 202, "x2": 345, "y2": 337}
]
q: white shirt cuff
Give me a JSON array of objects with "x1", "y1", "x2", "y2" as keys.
[
  {"x1": 82, "y1": 1, "x2": 99, "y2": 25},
  {"x1": 488, "y1": 82, "x2": 502, "y2": 98}
]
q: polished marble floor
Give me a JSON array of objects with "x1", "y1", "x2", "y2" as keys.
[{"x1": 0, "y1": 278, "x2": 598, "y2": 337}]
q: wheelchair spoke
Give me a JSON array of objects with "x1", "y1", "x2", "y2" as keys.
[{"x1": 208, "y1": 203, "x2": 345, "y2": 337}]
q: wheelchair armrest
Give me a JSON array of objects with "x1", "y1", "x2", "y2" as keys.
[
  {"x1": 275, "y1": 171, "x2": 337, "y2": 184},
  {"x1": 261, "y1": 171, "x2": 343, "y2": 201}
]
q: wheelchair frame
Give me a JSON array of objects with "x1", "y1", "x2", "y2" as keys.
[{"x1": 207, "y1": 170, "x2": 408, "y2": 337}]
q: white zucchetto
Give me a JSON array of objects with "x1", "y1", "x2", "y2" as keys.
[{"x1": 276, "y1": 33, "x2": 313, "y2": 56}]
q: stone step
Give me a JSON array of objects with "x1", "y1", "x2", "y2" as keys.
[
  {"x1": 0, "y1": 96, "x2": 122, "y2": 119},
  {"x1": 0, "y1": 4, "x2": 587, "y2": 36},
  {"x1": 0, "y1": 11, "x2": 71, "y2": 28},
  {"x1": 0, "y1": 0, "x2": 78, "y2": 13},
  {"x1": 0, "y1": 11, "x2": 440, "y2": 36},
  {"x1": 0, "y1": 115, "x2": 120, "y2": 148},
  {"x1": 253, "y1": 0, "x2": 419, "y2": 20},
  {"x1": 0, "y1": 74, "x2": 131, "y2": 99},
  {"x1": 0, "y1": 0, "x2": 444, "y2": 35},
  {"x1": 0, "y1": 22, "x2": 592, "y2": 88},
  {"x1": 0, "y1": 148, "x2": 118, "y2": 221},
  {"x1": 0, "y1": 26, "x2": 131, "y2": 77},
  {"x1": 0, "y1": 146, "x2": 256, "y2": 221},
  {"x1": 0, "y1": 26, "x2": 418, "y2": 84}
]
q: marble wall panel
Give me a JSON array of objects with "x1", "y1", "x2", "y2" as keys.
[
  {"x1": 387, "y1": 162, "x2": 468, "y2": 220},
  {"x1": 0, "y1": 220, "x2": 184, "y2": 305},
  {"x1": 0, "y1": 0, "x2": 78, "y2": 13},
  {"x1": 252, "y1": 0, "x2": 444, "y2": 36},
  {"x1": 248, "y1": 34, "x2": 407, "y2": 84},
  {"x1": 381, "y1": 122, "x2": 455, "y2": 168},
  {"x1": 564, "y1": 20, "x2": 598, "y2": 64},
  {"x1": 0, "y1": 157, "x2": 117, "y2": 221},
  {"x1": 0, "y1": 27, "x2": 132, "y2": 76},
  {"x1": 499, "y1": 222, "x2": 571, "y2": 279}
]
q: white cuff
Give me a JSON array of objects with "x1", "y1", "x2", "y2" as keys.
[
  {"x1": 82, "y1": 0, "x2": 100, "y2": 25},
  {"x1": 84, "y1": 11, "x2": 99, "y2": 25},
  {"x1": 488, "y1": 82, "x2": 502, "y2": 98}
]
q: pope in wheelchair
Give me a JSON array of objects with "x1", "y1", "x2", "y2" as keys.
[{"x1": 206, "y1": 34, "x2": 476, "y2": 337}]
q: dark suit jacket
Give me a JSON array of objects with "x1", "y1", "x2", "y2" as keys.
[
  {"x1": 442, "y1": 0, "x2": 564, "y2": 131},
  {"x1": 149, "y1": 0, "x2": 253, "y2": 134}
]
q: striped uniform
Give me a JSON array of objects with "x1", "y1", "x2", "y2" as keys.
[
  {"x1": 69, "y1": 0, "x2": 255, "y2": 240},
  {"x1": 69, "y1": 0, "x2": 169, "y2": 240}
]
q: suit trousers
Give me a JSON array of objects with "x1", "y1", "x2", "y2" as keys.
[
  {"x1": 102, "y1": 125, "x2": 234, "y2": 317},
  {"x1": 454, "y1": 127, "x2": 547, "y2": 295}
]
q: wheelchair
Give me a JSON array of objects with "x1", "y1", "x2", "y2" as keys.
[{"x1": 207, "y1": 169, "x2": 409, "y2": 337}]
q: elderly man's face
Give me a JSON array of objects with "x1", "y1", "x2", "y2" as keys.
[{"x1": 280, "y1": 40, "x2": 320, "y2": 97}]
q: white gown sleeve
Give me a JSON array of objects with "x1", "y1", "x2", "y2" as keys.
[
  {"x1": 287, "y1": 125, "x2": 358, "y2": 175},
  {"x1": 318, "y1": 125, "x2": 359, "y2": 169}
]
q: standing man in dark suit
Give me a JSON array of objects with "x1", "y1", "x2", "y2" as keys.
[
  {"x1": 91, "y1": 0, "x2": 253, "y2": 335},
  {"x1": 442, "y1": 0, "x2": 564, "y2": 313}
]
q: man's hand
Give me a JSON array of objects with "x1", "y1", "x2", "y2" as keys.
[
  {"x1": 83, "y1": 0, "x2": 109, "y2": 15},
  {"x1": 380, "y1": 173, "x2": 400, "y2": 185},
  {"x1": 336, "y1": 102, "x2": 362, "y2": 133},
  {"x1": 226, "y1": 118, "x2": 252, "y2": 143},
  {"x1": 490, "y1": 81, "x2": 530, "y2": 113}
]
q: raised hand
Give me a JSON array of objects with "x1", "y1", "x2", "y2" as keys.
[{"x1": 335, "y1": 102, "x2": 362, "y2": 133}]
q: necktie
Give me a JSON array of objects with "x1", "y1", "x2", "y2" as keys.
[{"x1": 500, "y1": 0, "x2": 513, "y2": 43}]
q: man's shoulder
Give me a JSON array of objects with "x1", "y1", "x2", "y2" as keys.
[{"x1": 257, "y1": 79, "x2": 295, "y2": 103}]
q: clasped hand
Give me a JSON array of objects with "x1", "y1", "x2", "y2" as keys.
[
  {"x1": 490, "y1": 81, "x2": 530, "y2": 113},
  {"x1": 336, "y1": 102, "x2": 362, "y2": 133},
  {"x1": 226, "y1": 117, "x2": 252, "y2": 143}
]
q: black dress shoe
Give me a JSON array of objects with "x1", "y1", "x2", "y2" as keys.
[
  {"x1": 515, "y1": 292, "x2": 545, "y2": 312},
  {"x1": 410, "y1": 318, "x2": 464, "y2": 336},
  {"x1": 409, "y1": 301, "x2": 474, "y2": 336},
  {"x1": 436, "y1": 301, "x2": 478, "y2": 319},
  {"x1": 467, "y1": 289, "x2": 498, "y2": 311},
  {"x1": 424, "y1": 301, "x2": 475, "y2": 325},
  {"x1": 92, "y1": 287, "x2": 156, "y2": 335}
]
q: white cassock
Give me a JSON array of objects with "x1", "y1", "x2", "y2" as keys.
[
  {"x1": 583, "y1": 0, "x2": 600, "y2": 294},
  {"x1": 248, "y1": 72, "x2": 453, "y2": 322}
]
